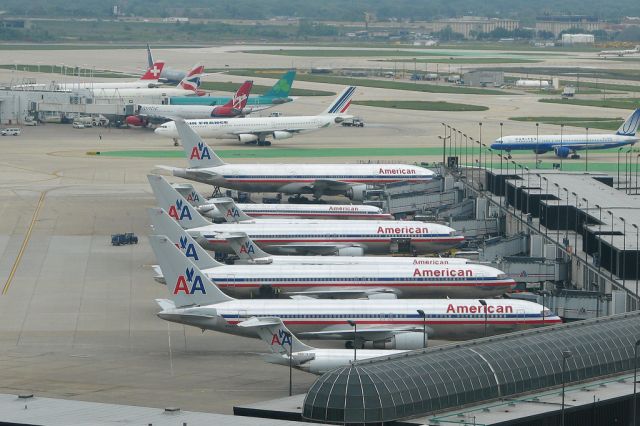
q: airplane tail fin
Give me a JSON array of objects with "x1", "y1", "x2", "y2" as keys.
[
  {"x1": 323, "y1": 86, "x2": 356, "y2": 115},
  {"x1": 174, "y1": 118, "x2": 226, "y2": 168},
  {"x1": 149, "y1": 235, "x2": 233, "y2": 308},
  {"x1": 147, "y1": 174, "x2": 211, "y2": 229},
  {"x1": 148, "y1": 207, "x2": 222, "y2": 270},
  {"x1": 263, "y1": 70, "x2": 296, "y2": 99},
  {"x1": 140, "y1": 61, "x2": 165, "y2": 81},
  {"x1": 147, "y1": 43, "x2": 154, "y2": 69},
  {"x1": 173, "y1": 183, "x2": 207, "y2": 207},
  {"x1": 208, "y1": 198, "x2": 253, "y2": 223},
  {"x1": 616, "y1": 108, "x2": 640, "y2": 136},
  {"x1": 239, "y1": 317, "x2": 313, "y2": 354},
  {"x1": 178, "y1": 63, "x2": 205, "y2": 92},
  {"x1": 221, "y1": 232, "x2": 272, "y2": 260},
  {"x1": 222, "y1": 80, "x2": 253, "y2": 111}
]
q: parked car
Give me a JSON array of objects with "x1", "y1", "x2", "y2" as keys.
[
  {"x1": 111, "y1": 233, "x2": 139, "y2": 246},
  {"x1": 1, "y1": 128, "x2": 21, "y2": 136},
  {"x1": 72, "y1": 122, "x2": 87, "y2": 129}
]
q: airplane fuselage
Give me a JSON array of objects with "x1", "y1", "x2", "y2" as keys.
[
  {"x1": 188, "y1": 220, "x2": 463, "y2": 254},
  {"x1": 157, "y1": 298, "x2": 560, "y2": 341},
  {"x1": 171, "y1": 163, "x2": 434, "y2": 196},
  {"x1": 186, "y1": 262, "x2": 515, "y2": 299},
  {"x1": 198, "y1": 203, "x2": 393, "y2": 220},
  {"x1": 170, "y1": 95, "x2": 292, "y2": 107},
  {"x1": 492, "y1": 134, "x2": 637, "y2": 153}
]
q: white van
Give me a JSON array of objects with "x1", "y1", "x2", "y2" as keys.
[{"x1": 1, "y1": 128, "x2": 21, "y2": 136}]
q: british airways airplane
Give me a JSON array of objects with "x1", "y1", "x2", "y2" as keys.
[
  {"x1": 157, "y1": 118, "x2": 435, "y2": 200},
  {"x1": 149, "y1": 208, "x2": 512, "y2": 299},
  {"x1": 491, "y1": 109, "x2": 640, "y2": 159},
  {"x1": 149, "y1": 235, "x2": 560, "y2": 348}
]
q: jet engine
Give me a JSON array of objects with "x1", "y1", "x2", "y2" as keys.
[
  {"x1": 125, "y1": 115, "x2": 148, "y2": 127},
  {"x1": 238, "y1": 134, "x2": 259, "y2": 143},
  {"x1": 363, "y1": 332, "x2": 426, "y2": 350},
  {"x1": 554, "y1": 146, "x2": 571, "y2": 158},
  {"x1": 346, "y1": 184, "x2": 368, "y2": 201},
  {"x1": 336, "y1": 247, "x2": 365, "y2": 256},
  {"x1": 273, "y1": 131, "x2": 293, "y2": 140}
]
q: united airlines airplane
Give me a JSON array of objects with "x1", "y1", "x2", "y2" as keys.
[
  {"x1": 491, "y1": 109, "x2": 640, "y2": 159},
  {"x1": 149, "y1": 208, "x2": 512, "y2": 299},
  {"x1": 156, "y1": 119, "x2": 435, "y2": 200},
  {"x1": 150, "y1": 235, "x2": 560, "y2": 348}
]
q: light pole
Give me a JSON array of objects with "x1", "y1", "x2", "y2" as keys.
[
  {"x1": 595, "y1": 204, "x2": 602, "y2": 271},
  {"x1": 593, "y1": 282, "x2": 600, "y2": 318},
  {"x1": 634, "y1": 339, "x2": 640, "y2": 425},
  {"x1": 479, "y1": 299, "x2": 488, "y2": 337},
  {"x1": 560, "y1": 124, "x2": 564, "y2": 171},
  {"x1": 478, "y1": 122, "x2": 483, "y2": 172},
  {"x1": 585, "y1": 127, "x2": 590, "y2": 172},
  {"x1": 464, "y1": 133, "x2": 469, "y2": 168},
  {"x1": 500, "y1": 122, "x2": 504, "y2": 171},
  {"x1": 633, "y1": 224, "x2": 639, "y2": 310},
  {"x1": 540, "y1": 290, "x2": 550, "y2": 324},
  {"x1": 536, "y1": 123, "x2": 540, "y2": 169},
  {"x1": 582, "y1": 197, "x2": 590, "y2": 264},
  {"x1": 618, "y1": 147, "x2": 624, "y2": 189},
  {"x1": 572, "y1": 192, "x2": 579, "y2": 253},
  {"x1": 562, "y1": 187, "x2": 569, "y2": 244},
  {"x1": 417, "y1": 309, "x2": 427, "y2": 348},
  {"x1": 542, "y1": 177, "x2": 550, "y2": 236},
  {"x1": 636, "y1": 154, "x2": 640, "y2": 195},
  {"x1": 347, "y1": 320, "x2": 357, "y2": 361},
  {"x1": 440, "y1": 123, "x2": 446, "y2": 166},
  {"x1": 554, "y1": 183, "x2": 561, "y2": 241},
  {"x1": 561, "y1": 350, "x2": 573, "y2": 426},
  {"x1": 608, "y1": 210, "x2": 614, "y2": 279},
  {"x1": 283, "y1": 330, "x2": 294, "y2": 396},
  {"x1": 457, "y1": 130, "x2": 463, "y2": 163},
  {"x1": 621, "y1": 217, "x2": 626, "y2": 282}
]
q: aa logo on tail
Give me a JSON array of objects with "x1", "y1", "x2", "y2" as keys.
[
  {"x1": 186, "y1": 191, "x2": 200, "y2": 203},
  {"x1": 239, "y1": 241, "x2": 255, "y2": 254},
  {"x1": 176, "y1": 236, "x2": 199, "y2": 261},
  {"x1": 226, "y1": 208, "x2": 241, "y2": 218},
  {"x1": 168, "y1": 199, "x2": 192, "y2": 221},
  {"x1": 271, "y1": 329, "x2": 292, "y2": 346},
  {"x1": 173, "y1": 267, "x2": 207, "y2": 295},
  {"x1": 190, "y1": 142, "x2": 211, "y2": 160}
]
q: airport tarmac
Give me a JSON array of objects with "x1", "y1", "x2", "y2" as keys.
[{"x1": 0, "y1": 44, "x2": 635, "y2": 415}]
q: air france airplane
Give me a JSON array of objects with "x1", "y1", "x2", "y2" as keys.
[
  {"x1": 154, "y1": 86, "x2": 356, "y2": 145},
  {"x1": 150, "y1": 235, "x2": 560, "y2": 348},
  {"x1": 156, "y1": 118, "x2": 435, "y2": 200},
  {"x1": 240, "y1": 317, "x2": 408, "y2": 375},
  {"x1": 173, "y1": 183, "x2": 393, "y2": 220},
  {"x1": 149, "y1": 208, "x2": 512, "y2": 299},
  {"x1": 491, "y1": 109, "x2": 640, "y2": 159},
  {"x1": 148, "y1": 175, "x2": 463, "y2": 255}
]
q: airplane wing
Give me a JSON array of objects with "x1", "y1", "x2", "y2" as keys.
[
  {"x1": 155, "y1": 166, "x2": 218, "y2": 182},
  {"x1": 266, "y1": 242, "x2": 364, "y2": 255},
  {"x1": 297, "y1": 324, "x2": 424, "y2": 341},
  {"x1": 286, "y1": 287, "x2": 399, "y2": 300}
]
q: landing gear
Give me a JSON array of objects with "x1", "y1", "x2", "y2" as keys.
[
  {"x1": 257, "y1": 140, "x2": 272, "y2": 146},
  {"x1": 507, "y1": 153, "x2": 512, "y2": 159},
  {"x1": 570, "y1": 153, "x2": 581, "y2": 159},
  {"x1": 172, "y1": 138, "x2": 179, "y2": 147},
  {"x1": 288, "y1": 195, "x2": 310, "y2": 203}
]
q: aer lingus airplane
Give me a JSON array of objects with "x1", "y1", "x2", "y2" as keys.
[
  {"x1": 149, "y1": 235, "x2": 559, "y2": 348},
  {"x1": 491, "y1": 109, "x2": 640, "y2": 159},
  {"x1": 157, "y1": 118, "x2": 435, "y2": 200}
]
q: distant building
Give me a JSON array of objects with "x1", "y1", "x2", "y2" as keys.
[
  {"x1": 0, "y1": 18, "x2": 33, "y2": 30},
  {"x1": 536, "y1": 15, "x2": 606, "y2": 37},
  {"x1": 562, "y1": 33, "x2": 595, "y2": 45},
  {"x1": 430, "y1": 17, "x2": 520, "y2": 39},
  {"x1": 462, "y1": 70, "x2": 504, "y2": 87}
]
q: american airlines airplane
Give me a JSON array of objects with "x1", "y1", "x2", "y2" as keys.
[
  {"x1": 126, "y1": 81, "x2": 254, "y2": 127},
  {"x1": 148, "y1": 175, "x2": 462, "y2": 255},
  {"x1": 492, "y1": 109, "x2": 640, "y2": 159},
  {"x1": 149, "y1": 208, "x2": 512, "y2": 299},
  {"x1": 173, "y1": 183, "x2": 393, "y2": 220},
  {"x1": 240, "y1": 317, "x2": 407, "y2": 375},
  {"x1": 150, "y1": 235, "x2": 560, "y2": 348},
  {"x1": 156, "y1": 119, "x2": 435, "y2": 200},
  {"x1": 92, "y1": 64, "x2": 206, "y2": 98},
  {"x1": 154, "y1": 86, "x2": 357, "y2": 145}
]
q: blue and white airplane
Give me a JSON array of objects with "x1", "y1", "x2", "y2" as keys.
[{"x1": 491, "y1": 109, "x2": 640, "y2": 159}]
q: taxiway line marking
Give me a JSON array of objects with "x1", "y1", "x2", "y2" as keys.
[{"x1": 2, "y1": 191, "x2": 46, "y2": 295}]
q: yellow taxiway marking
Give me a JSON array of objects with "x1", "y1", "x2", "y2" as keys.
[{"x1": 2, "y1": 191, "x2": 46, "y2": 295}]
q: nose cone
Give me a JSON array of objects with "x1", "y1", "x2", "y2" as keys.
[{"x1": 491, "y1": 138, "x2": 503, "y2": 150}]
